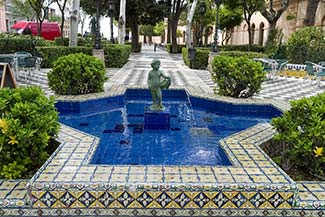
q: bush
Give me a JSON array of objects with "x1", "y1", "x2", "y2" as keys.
[
  {"x1": 104, "y1": 44, "x2": 131, "y2": 67},
  {"x1": 287, "y1": 26, "x2": 325, "y2": 64},
  {"x1": 219, "y1": 51, "x2": 267, "y2": 58},
  {"x1": 0, "y1": 86, "x2": 59, "y2": 179},
  {"x1": 211, "y1": 55, "x2": 265, "y2": 98},
  {"x1": 48, "y1": 53, "x2": 107, "y2": 95},
  {"x1": 221, "y1": 44, "x2": 265, "y2": 53},
  {"x1": 36, "y1": 46, "x2": 92, "y2": 68},
  {"x1": 0, "y1": 34, "x2": 47, "y2": 54},
  {"x1": 54, "y1": 37, "x2": 69, "y2": 46},
  {"x1": 182, "y1": 47, "x2": 210, "y2": 69},
  {"x1": 166, "y1": 43, "x2": 186, "y2": 53},
  {"x1": 271, "y1": 93, "x2": 325, "y2": 179}
]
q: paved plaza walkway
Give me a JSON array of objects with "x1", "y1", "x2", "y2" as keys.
[{"x1": 1, "y1": 45, "x2": 324, "y2": 214}]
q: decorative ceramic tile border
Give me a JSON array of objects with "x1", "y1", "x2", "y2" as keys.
[{"x1": 0, "y1": 207, "x2": 324, "y2": 216}]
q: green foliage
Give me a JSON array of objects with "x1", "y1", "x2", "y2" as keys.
[
  {"x1": 166, "y1": 43, "x2": 186, "y2": 53},
  {"x1": 36, "y1": 46, "x2": 92, "y2": 68},
  {"x1": 271, "y1": 93, "x2": 325, "y2": 179},
  {"x1": 287, "y1": 26, "x2": 325, "y2": 64},
  {"x1": 0, "y1": 34, "x2": 47, "y2": 54},
  {"x1": 219, "y1": 51, "x2": 267, "y2": 58},
  {"x1": 221, "y1": 44, "x2": 265, "y2": 52},
  {"x1": 0, "y1": 87, "x2": 59, "y2": 179},
  {"x1": 211, "y1": 55, "x2": 265, "y2": 98},
  {"x1": 219, "y1": 4, "x2": 243, "y2": 31},
  {"x1": 54, "y1": 37, "x2": 69, "y2": 46},
  {"x1": 153, "y1": 21, "x2": 165, "y2": 37},
  {"x1": 48, "y1": 53, "x2": 107, "y2": 95},
  {"x1": 182, "y1": 47, "x2": 210, "y2": 69},
  {"x1": 11, "y1": 0, "x2": 35, "y2": 21},
  {"x1": 104, "y1": 44, "x2": 131, "y2": 67}
]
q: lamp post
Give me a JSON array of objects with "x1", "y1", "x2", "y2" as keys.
[
  {"x1": 94, "y1": 0, "x2": 101, "y2": 49},
  {"x1": 108, "y1": 1, "x2": 114, "y2": 43},
  {"x1": 211, "y1": 0, "x2": 222, "y2": 52},
  {"x1": 197, "y1": 0, "x2": 206, "y2": 47}
]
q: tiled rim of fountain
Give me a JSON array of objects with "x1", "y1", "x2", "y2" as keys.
[{"x1": 26, "y1": 85, "x2": 300, "y2": 213}]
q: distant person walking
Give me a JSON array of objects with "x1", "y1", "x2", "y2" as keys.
[{"x1": 154, "y1": 43, "x2": 157, "y2": 52}]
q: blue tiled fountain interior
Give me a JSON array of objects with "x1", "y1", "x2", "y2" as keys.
[{"x1": 57, "y1": 89, "x2": 282, "y2": 166}]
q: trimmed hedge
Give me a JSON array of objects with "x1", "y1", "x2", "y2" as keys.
[
  {"x1": 219, "y1": 51, "x2": 267, "y2": 58},
  {"x1": 221, "y1": 44, "x2": 265, "y2": 52},
  {"x1": 0, "y1": 86, "x2": 59, "y2": 179},
  {"x1": 0, "y1": 37, "x2": 48, "y2": 54},
  {"x1": 211, "y1": 55, "x2": 265, "y2": 98},
  {"x1": 48, "y1": 53, "x2": 107, "y2": 95},
  {"x1": 166, "y1": 43, "x2": 186, "y2": 53},
  {"x1": 36, "y1": 46, "x2": 92, "y2": 68},
  {"x1": 125, "y1": 42, "x2": 142, "y2": 53},
  {"x1": 182, "y1": 47, "x2": 210, "y2": 69},
  {"x1": 104, "y1": 44, "x2": 131, "y2": 68}
]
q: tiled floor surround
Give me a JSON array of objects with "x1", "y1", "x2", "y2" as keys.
[{"x1": 0, "y1": 45, "x2": 324, "y2": 216}]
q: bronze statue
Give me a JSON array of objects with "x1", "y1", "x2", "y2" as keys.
[{"x1": 147, "y1": 59, "x2": 171, "y2": 111}]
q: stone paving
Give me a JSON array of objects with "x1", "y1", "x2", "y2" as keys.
[{"x1": 0, "y1": 45, "x2": 324, "y2": 216}]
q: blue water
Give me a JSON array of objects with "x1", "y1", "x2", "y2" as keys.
[{"x1": 58, "y1": 90, "x2": 279, "y2": 166}]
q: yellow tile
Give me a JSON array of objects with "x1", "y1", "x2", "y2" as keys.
[
  {"x1": 262, "y1": 168, "x2": 281, "y2": 175},
  {"x1": 36, "y1": 173, "x2": 57, "y2": 182},
  {"x1": 179, "y1": 166, "x2": 196, "y2": 174},
  {"x1": 146, "y1": 166, "x2": 162, "y2": 173},
  {"x1": 163, "y1": 166, "x2": 179, "y2": 173},
  {"x1": 146, "y1": 174, "x2": 163, "y2": 183},
  {"x1": 245, "y1": 168, "x2": 263, "y2": 175},
  {"x1": 59, "y1": 166, "x2": 79, "y2": 173},
  {"x1": 315, "y1": 192, "x2": 325, "y2": 200},
  {"x1": 77, "y1": 166, "x2": 97, "y2": 173},
  {"x1": 164, "y1": 173, "x2": 181, "y2": 182},
  {"x1": 129, "y1": 166, "x2": 146, "y2": 174},
  {"x1": 1, "y1": 181, "x2": 17, "y2": 190},
  {"x1": 128, "y1": 174, "x2": 145, "y2": 182},
  {"x1": 6, "y1": 190, "x2": 26, "y2": 199},
  {"x1": 228, "y1": 168, "x2": 246, "y2": 175},
  {"x1": 95, "y1": 166, "x2": 113, "y2": 173},
  {"x1": 182, "y1": 174, "x2": 199, "y2": 183},
  {"x1": 212, "y1": 167, "x2": 230, "y2": 175},
  {"x1": 73, "y1": 173, "x2": 92, "y2": 182},
  {"x1": 304, "y1": 183, "x2": 324, "y2": 191},
  {"x1": 268, "y1": 175, "x2": 288, "y2": 183},
  {"x1": 232, "y1": 175, "x2": 252, "y2": 183},
  {"x1": 110, "y1": 174, "x2": 127, "y2": 182},
  {"x1": 0, "y1": 191, "x2": 8, "y2": 199},
  {"x1": 249, "y1": 175, "x2": 269, "y2": 183},
  {"x1": 113, "y1": 166, "x2": 129, "y2": 174},
  {"x1": 256, "y1": 161, "x2": 273, "y2": 167},
  {"x1": 216, "y1": 175, "x2": 234, "y2": 183},
  {"x1": 195, "y1": 166, "x2": 212, "y2": 174},
  {"x1": 54, "y1": 173, "x2": 74, "y2": 182},
  {"x1": 198, "y1": 174, "x2": 216, "y2": 183},
  {"x1": 65, "y1": 159, "x2": 82, "y2": 166},
  {"x1": 235, "y1": 155, "x2": 251, "y2": 161},
  {"x1": 240, "y1": 161, "x2": 257, "y2": 167},
  {"x1": 91, "y1": 173, "x2": 110, "y2": 182}
]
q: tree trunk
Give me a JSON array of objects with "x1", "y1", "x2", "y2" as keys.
[
  {"x1": 247, "y1": 22, "x2": 252, "y2": 51},
  {"x1": 69, "y1": 0, "x2": 80, "y2": 46},
  {"x1": 167, "y1": 21, "x2": 171, "y2": 43},
  {"x1": 185, "y1": 0, "x2": 198, "y2": 47},
  {"x1": 130, "y1": 18, "x2": 139, "y2": 52},
  {"x1": 265, "y1": 21, "x2": 276, "y2": 46},
  {"x1": 118, "y1": 0, "x2": 126, "y2": 44},
  {"x1": 303, "y1": 0, "x2": 321, "y2": 26},
  {"x1": 143, "y1": 35, "x2": 147, "y2": 44},
  {"x1": 171, "y1": 19, "x2": 178, "y2": 53},
  {"x1": 60, "y1": 12, "x2": 65, "y2": 45}
]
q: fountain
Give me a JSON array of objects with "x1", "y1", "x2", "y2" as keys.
[{"x1": 145, "y1": 59, "x2": 171, "y2": 130}]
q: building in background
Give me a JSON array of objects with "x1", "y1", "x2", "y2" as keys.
[{"x1": 229, "y1": 0, "x2": 325, "y2": 46}]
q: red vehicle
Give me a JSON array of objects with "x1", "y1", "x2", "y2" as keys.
[{"x1": 11, "y1": 21, "x2": 61, "y2": 40}]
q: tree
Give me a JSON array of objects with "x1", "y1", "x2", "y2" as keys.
[
  {"x1": 27, "y1": 0, "x2": 54, "y2": 36},
  {"x1": 219, "y1": 4, "x2": 243, "y2": 45},
  {"x1": 11, "y1": 0, "x2": 35, "y2": 21},
  {"x1": 54, "y1": 0, "x2": 69, "y2": 45},
  {"x1": 185, "y1": 0, "x2": 198, "y2": 46},
  {"x1": 260, "y1": 0, "x2": 289, "y2": 46},
  {"x1": 241, "y1": 0, "x2": 264, "y2": 51},
  {"x1": 140, "y1": 25, "x2": 154, "y2": 44},
  {"x1": 303, "y1": 0, "x2": 321, "y2": 26},
  {"x1": 118, "y1": 0, "x2": 126, "y2": 44},
  {"x1": 153, "y1": 21, "x2": 165, "y2": 42},
  {"x1": 69, "y1": 0, "x2": 80, "y2": 46}
]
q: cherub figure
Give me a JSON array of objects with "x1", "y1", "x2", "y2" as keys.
[{"x1": 147, "y1": 59, "x2": 171, "y2": 111}]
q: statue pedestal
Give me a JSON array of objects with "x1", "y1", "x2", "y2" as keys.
[
  {"x1": 144, "y1": 108, "x2": 170, "y2": 130},
  {"x1": 92, "y1": 49, "x2": 105, "y2": 63}
]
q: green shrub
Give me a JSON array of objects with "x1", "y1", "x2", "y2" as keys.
[
  {"x1": 104, "y1": 44, "x2": 131, "y2": 67},
  {"x1": 211, "y1": 55, "x2": 265, "y2": 98},
  {"x1": 0, "y1": 34, "x2": 47, "y2": 54},
  {"x1": 182, "y1": 47, "x2": 210, "y2": 69},
  {"x1": 36, "y1": 46, "x2": 92, "y2": 68},
  {"x1": 221, "y1": 44, "x2": 265, "y2": 52},
  {"x1": 287, "y1": 26, "x2": 325, "y2": 64},
  {"x1": 219, "y1": 51, "x2": 267, "y2": 58},
  {"x1": 271, "y1": 93, "x2": 325, "y2": 179},
  {"x1": 48, "y1": 53, "x2": 107, "y2": 95},
  {"x1": 54, "y1": 37, "x2": 69, "y2": 46},
  {"x1": 166, "y1": 43, "x2": 186, "y2": 53},
  {"x1": 0, "y1": 86, "x2": 59, "y2": 179}
]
